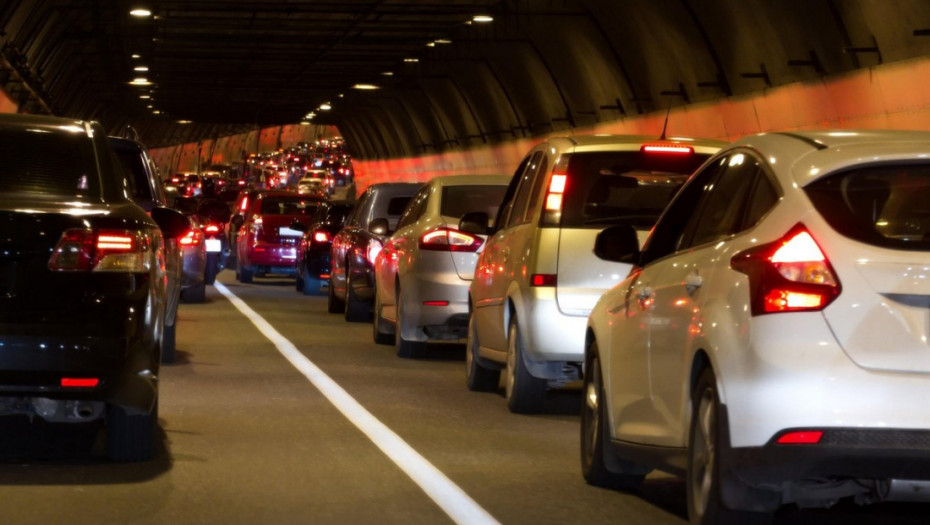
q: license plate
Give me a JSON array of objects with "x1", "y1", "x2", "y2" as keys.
[
  {"x1": 279, "y1": 227, "x2": 302, "y2": 237},
  {"x1": 205, "y1": 239, "x2": 222, "y2": 252}
]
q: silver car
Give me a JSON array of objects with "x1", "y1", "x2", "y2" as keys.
[
  {"x1": 467, "y1": 135, "x2": 725, "y2": 413},
  {"x1": 372, "y1": 174, "x2": 511, "y2": 358}
]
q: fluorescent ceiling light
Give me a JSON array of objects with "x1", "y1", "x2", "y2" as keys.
[
  {"x1": 130, "y1": 8, "x2": 152, "y2": 17},
  {"x1": 352, "y1": 83, "x2": 379, "y2": 90}
]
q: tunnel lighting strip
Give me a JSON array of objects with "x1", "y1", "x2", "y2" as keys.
[{"x1": 214, "y1": 282, "x2": 500, "y2": 525}]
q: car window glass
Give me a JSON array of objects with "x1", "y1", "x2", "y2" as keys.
[
  {"x1": 522, "y1": 155, "x2": 549, "y2": 223},
  {"x1": 397, "y1": 187, "x2": 430, "y2": 229},
  {"x1": 493, "y1": 156, "x2": 530, "y2": 230},
  {"x1": 742, "y1": 174, "x2": 779, "y2": 229},
  {"x1": 680, "y1": 153, "x2": 761, "y2": 249},
  {"x1": 507, "y1": 151, "x2": 543, "y2": 228},
  {"x1": 349, "y1": 191, "x2": 371, "y2": 226},
  {"x1": 640, "y1": 156, "x2": 728, "y2": 265},
  {"x1": 441, "y1": 184, "x2": 509, "y2": 220},
  {"x1": 0, "y1": 128, "x2": 101, "y2": 198}
]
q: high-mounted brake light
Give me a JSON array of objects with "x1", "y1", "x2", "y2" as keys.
[
  {"x1": 641, "y1": 144, "x2": 694, "y2": 155},
  {"x1": 49, "y1": 229, "x2": 151, "y2": 272},
  {"x1": 61, "y1": 378, "x2": 100, "y2": 388},
  {"x1": 239, "y1": 196, "x2": 250, "y2": 212},
  {"x1": 419, "y1": 228, "x2": 483, "y2": 252},
  {"x1": 731, "y1": 224, "x2": 840, "y2": 315},
  {"x1": 204, "y1": 224, "x2": 221, "y2": 234}
]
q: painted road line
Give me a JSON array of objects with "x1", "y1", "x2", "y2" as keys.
[{"x1": 214, "y1": 282, "x2": 500, "y2": 525}]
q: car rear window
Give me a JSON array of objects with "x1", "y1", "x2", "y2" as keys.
[
  {"x1": 387, "y1": 196, "x2": 412, "y2": 216},
  {"x1": 441, "y1": 184, "x2": 508, "y2": 219},
  {"x1": 805, "y1": 164, "x2": 930, "y2": 250},
  {"x1": 261, "y1": 196, "x2": 319, "y2": 215},
  {"x1": 560, "y1": 151, "x2": 710, "y2": 228},
  {"x1": 0, "y1": 128, "x2": 101, "y2": 198}
]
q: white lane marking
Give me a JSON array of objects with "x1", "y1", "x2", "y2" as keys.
[{"x1": 214, "y1": 282, "x2": 500, "y2": 525}]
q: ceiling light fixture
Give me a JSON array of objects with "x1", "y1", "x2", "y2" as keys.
[
  {"x1": 472, "y1": 15, "x2": 494, "y2": 23},
  {"x1": 131, "y1": 54, "x2": 141, "y2": 59},
  {"x1": 435, "y1": 39, "x2": 452, "y2": 44},
  {"x1": 381, "y1": 71, "x2": 394, "y2": 76},
  {"x1": 130, "y1": 77, "x2": 152, "y2": 86},
  {"x1": 134, "y1": 66, "x2": 149, "y2": 72},
  {"x1": 319, "y1": 103, "x2": 332, "y2": 111},
  {"x1": 130, "y1": 8, "x2": 152, "y2": 17},
  {"x1": 404, "y1": 57, "x2": 419, "y2": 63},
  {"x1": 352, "y1": 83, "x2": 379, "y2": 90},
  {"x1": 176, "y1": 120, "x2": 192, "y2": 124}
]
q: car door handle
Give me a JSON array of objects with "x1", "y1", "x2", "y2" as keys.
[
  {"x1": 684, "y1": 272, "x2": 702, "y2": 296},
  {"x1": 635, "y1": 286, "x2": 654, "y2": 311}
]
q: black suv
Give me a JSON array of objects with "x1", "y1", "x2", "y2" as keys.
[{"x1": 0, "y1": 114, "x2": 187, "y2": 461}]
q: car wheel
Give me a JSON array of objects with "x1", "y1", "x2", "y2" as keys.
[
  {"x1": 181, "y1": 281, "x2": 206, "y2": 303},
  {"x1": 344, "y1": 274, "x2": 370, "y2": 322},
  {"x1": 581, "y1": 341, "x2": 647, "y2": 489},
  {"x1": 204, "y1": 253, "x2": 219, "y2": 285},
  {"x1": 687, "y1": 368, "x2": 774, "y2": 525},
  {"x1": 395, "y1": 287, "x2": 426, "y2": 358},
  {"x1": 327, "y1": 276, "x2": 345, "y2": 313},
  {"x1": 106, "y1": 401, "x2": 157, "y2": 462},
  {"x1": 372, "y1": 286, "x2": 393, "y2": 345},
  {"x1": 238, "y1": 265, "x2": 254, "y2": 283},
  {"x1": 161, "y1": 320, "x2": 176, "y2": 364},
  {"x1": 466, "y1": 314, "x2": 500, "y2": 391},
  {"x1": 505, "y1": 317, "x2": 547, "y2": 413}
]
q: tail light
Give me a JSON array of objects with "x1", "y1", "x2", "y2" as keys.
[
  {"x1": 419, "y1": 228, "x2": 483, "y2": 252},
  {"x1": 731, "y1": 224, "x2": 840, "y2": 315},
  {"x1": 49, "y1": 229, "x2": 153, "y2": 272},
  {"x1": 239, "y1": 195, "x2": 250, "y2": 212},
  {"x1": 204, "y1": 223, "x2": 222, "y2": 235},
  {"x1": 61, "y1": 378, "x2": 100, "y2": 388},
  {"x1": 367, "y1": 238, "x2": 383, "y2": 264},
  {"x1": 179, "y1": 228, "x2": 204, "y2": 247},
  {"x1": 531, "y1": 274, "x2": 557, "y2": 287},
  {"x1": 313, "y1": 230, "x2": 331, "y2": 243}
]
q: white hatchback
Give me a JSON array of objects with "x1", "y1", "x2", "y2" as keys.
[{"x1": 583, "y1": 130, "x2": 930, "y2": 523}]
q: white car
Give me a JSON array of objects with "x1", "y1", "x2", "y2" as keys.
[
  {"x1": 583, "y1": 130, "x2": 930, "y2": 523},
  {"x1": 373, "y1": 174, "x2": 511, "y2": 358},
  {"x1": 467, "y1": 135, "x2": 724, "y2": 413}
]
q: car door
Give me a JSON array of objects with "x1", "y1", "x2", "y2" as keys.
[
  {"x1": 379, "y1": 184, "x2": 431, "y2": 323},
  {"x1": 332, "y1": 189, "x2": 371, "y2": 298}
]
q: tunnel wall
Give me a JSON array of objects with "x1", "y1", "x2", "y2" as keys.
[{"x1": 351, "y1": 55, "x2": 930, "y2": 190}]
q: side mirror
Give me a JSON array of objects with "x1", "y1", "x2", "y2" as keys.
[
  {"x1": 150, "y1": 206, "x2": 190, "y2": 239},
  {"x1": 368, "y1": 218, "x2": 389, "y2": 236},
  {"x1": 289, "y1": 220, "x2": 308, "y2": 233},
  {"x1": 594, "y1": 224, "x2": 640, "y2": 264},
  {"x1": 459, "y1": 211, "x2": 490, "y2": 235}
]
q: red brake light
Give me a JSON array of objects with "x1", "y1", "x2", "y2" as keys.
[
  {"x1": 531, "y1": 274, "x2": 557, "y2": 287},
  {"x1": 49, "y1": 229, "x2": 150, "y2": 272},
  {"x1": 367, "y1": 238, "x2": 383, "y2": 264},
  {"x1": 641, "y1": 144, "x2": 694, "y2": 155},
  {"x1": 204, "y1": 224, "x2": 221, "y2": 234},
  {"x1": 776, "y1": 430, "x2": 824, "y2": 444},
  {"x1": 731, "y1": 224, "x2": 840, "y2": 315},
  {"x1": 239, "y1": 196, "x2": 250, "y2": 212},
  {"x1": 313, "y1": 230, "x2": 330, "y2": 243},
  {"x1": 423, "y1": 300, "x2": 450, "y2": 306},
  {"x1": 61, "y1": 378, "x2": 100, "y2": 388},
  {"x1": 179, "y1": 229, "x2": 204, "y2": 246},
  {"x1": 419, "y1": 228, "x2": 483, "y2": 252}
]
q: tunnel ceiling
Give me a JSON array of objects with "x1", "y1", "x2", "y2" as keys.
[{"x1": 3, "y1": 1, "x2": 930, "y2": 157}]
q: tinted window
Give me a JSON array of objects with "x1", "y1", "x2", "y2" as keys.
[
  {"x1": 560, "y1": 151, "x2": 710, "y2": 229},
  {"x1": 397, "y1": 187, "x2": 429, "y2": 229},
  {"x1": 440, "y1": 184, "x2": 509, "y2": 220},
  {"x1": 0, "y1": 128, "x2": 101, "y2": 198},
  {"x1": 112, "y1": 145, "x2": 155, "y2": 203},
  {"x1": 387, "y1": 196, "x2": 412, "y2": 216},
  {"x1": 683, "y1": 153, "x2": 760, "y2": 248},
  {"x1": 806, "y1": 164, "x2": 930, "y2": 250},
  {"x1": 260, "y1": 196, "x2": 319, "y2": 215}
]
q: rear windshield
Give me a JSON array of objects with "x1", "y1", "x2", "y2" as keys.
[
  {"x1": 0, "y1": 128, "x2": 101, "y2": 198},
  {"x1": 441, "y1": 184, "x2": 508, "y2": 219},
  {"x1": 561, "y1": 151, "x2": 710, "y2": 228},
  {"x1": 805, "y1": 164, "x2": 930, "y2": 250},
  {"x1": 260, "y1": 196, "x2": 320, "y2": 215}
]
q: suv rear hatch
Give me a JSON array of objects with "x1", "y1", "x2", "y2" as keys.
[{"x1": 553, "y1": 148, "x2": 712, "y2": 315}]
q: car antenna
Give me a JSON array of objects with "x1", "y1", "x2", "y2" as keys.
[{"x1": 659, "y1": 102, "x2": 672, "y2": 141}]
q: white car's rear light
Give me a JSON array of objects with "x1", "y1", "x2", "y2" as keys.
[
  {"x1": 419, "y1": 228, "x2": 483, "y2": 252},
  {"x1": 731, "y1": 224, "x2": 840, "y2": 315}
]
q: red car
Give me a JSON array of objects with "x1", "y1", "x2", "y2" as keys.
[{"x1": 235, "y1": 190, "x2": 325, "y2": 283}]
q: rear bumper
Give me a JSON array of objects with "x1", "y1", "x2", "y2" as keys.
[
  {"x1": 399, "y1": 269, "x2": 470, "y2": 340},
  {"x1": 244, "y1": 244, "x2": 298, "y2": 269}
]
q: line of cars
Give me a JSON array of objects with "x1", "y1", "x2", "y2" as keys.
[{"x1": 316, "y1": 131, "x2": 930, "y2": 522}]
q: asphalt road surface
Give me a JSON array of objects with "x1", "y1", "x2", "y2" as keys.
[{"x1": 0, "y1": 272, "x2": 925, "y2": 524}]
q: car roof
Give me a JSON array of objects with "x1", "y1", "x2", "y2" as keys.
[
  {"x1": 430, "y1": 174, "x2": 512, "y2": 186},
  {"x1": 541, "y1": 134, "x2": 728, "y2": 155},
  {"x1": 0, "y1": 113, "x2": 89, "y2": 131}
]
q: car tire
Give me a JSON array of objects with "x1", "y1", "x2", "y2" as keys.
[
  {"x1": 238, "y1": 265, "x2": 254, "y2": 284},
  {"x1": 327, "y1": 276, "x2": 345, "y2": 313},
  {"x1": 395, "y1": 287, "x2": 426, "y2": 358},
  {"x1": 181, "y1": 281, "x2": 206, "y2": 303},
  {"x1": 687, "y1": 368, "x2": 774, "y2": 525},
  {"x1": 204, "y1": 253, "x2": 219, "y2": 285},
  {"x1": 466, "y1": 314, "x2": 500, "y2": 391},
  {"x1": 161, "y1": 320, "x2": 176, "y2": 364},
  {"x1": 344, "y1": 274, "x2": 370, "y2": 322},
  {"x1": 581, "y1": 341, "x2": 647, "y2": 490},
  {"x1": 505, "y1": 317, "x2": 547, "y2": 414},
  {"x1": 372, "y1": 287, "x2": 394, "y2": 345},
  {"x1": 106, "y1": 401, "x2": 157, "y2": 462}
]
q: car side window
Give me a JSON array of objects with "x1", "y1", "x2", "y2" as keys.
[
  {"x1": 494, "y1": 155, "x2": 531, "y2": 230},
  {"x1": 507, "y1": 151, "x2": 544, "y2": 228},
  {"x1": 522, "y1": 155, "x2": 549, "y2": 224},
  {"x1": 397, "y1": 186, "x2": 430, "y2": 229},
  {"x1": 681, "y1": 152, "x2": 762, "y2": 249},
  {"x1": 348, "y1": 191, "x2": 371, "y2": 227}
]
